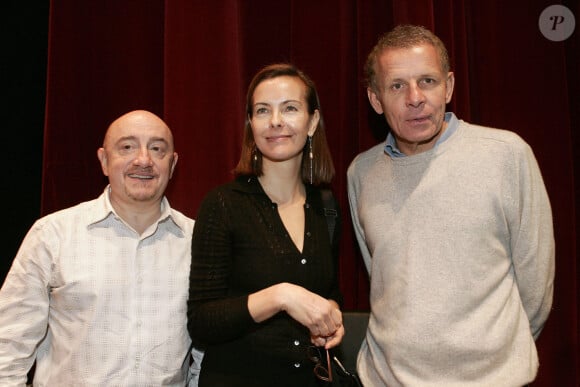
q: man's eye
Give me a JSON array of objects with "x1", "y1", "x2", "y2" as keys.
[
  {"x1": 421, "y1": 78, "x2": 437, "y2": 86},
  {"x1": 120, "y1": 144, "x2": 135, "y2": 152},
  {"x1": 149, "y1": 144, "x2": 167, "y2": 155}
]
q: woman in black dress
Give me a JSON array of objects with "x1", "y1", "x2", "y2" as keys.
[{"x1": 188, "y1": 63, "x2": 344, "y2": 387}]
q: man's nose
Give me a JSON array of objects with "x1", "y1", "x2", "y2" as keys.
[
  {"x1": 406, "y1": 82, "x2": 426, "y2": 108},
  {"x1": 134, "y1": 148, "x2": 153, "y2": 165}
]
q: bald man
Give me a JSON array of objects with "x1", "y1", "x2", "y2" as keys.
[{"x1": 0, "y1": 110, "x2": 202, "y2": 386}]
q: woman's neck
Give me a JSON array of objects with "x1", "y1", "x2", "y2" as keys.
[{"x1": 258, "y1": 166, "x2": 305, "y2": 206}]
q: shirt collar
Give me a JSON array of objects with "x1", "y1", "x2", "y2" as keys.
[
  {"x1": 88, "y1": 185, "x2": 184, "y2": 235},
  {"x1": 232, "y1": 175, "x2": 265, "y2": 195},
  {"x1": 384, "y1": 112, "x2": 458, "y2": 157},
  {"x1": 233, "y1": 174, "x2": 316, "y2": 202}
]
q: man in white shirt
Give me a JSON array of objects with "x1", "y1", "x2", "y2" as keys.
[{"x1": 0, "y1": 110, "x2": 202, "y2": 386}]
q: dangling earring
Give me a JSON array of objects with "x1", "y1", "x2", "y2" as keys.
[
  {"x1": 252, "y1": 146, "x2": 259, "y2": 173},
  {"x1": 308, "y1": 135, "x2": 313, "y2": 185}
]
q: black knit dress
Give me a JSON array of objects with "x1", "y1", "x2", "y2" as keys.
[{"x1": 188, "y1": 175, "x2": 342, "y2": 387}]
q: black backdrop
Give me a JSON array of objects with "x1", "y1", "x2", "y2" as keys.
[{"x1": 2, "y1": 1, "x2": 47, "y2": 278}]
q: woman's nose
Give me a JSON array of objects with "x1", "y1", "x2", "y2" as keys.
[{"x1": 270, "y1": 110, "x2": 283, "y2": 127}]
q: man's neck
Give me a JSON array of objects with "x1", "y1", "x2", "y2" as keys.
[
  {"x1": 397, "y1": 121, "x2": 448, "y2": 156},
  {"x1": 109, "y1": 195, "x2": 162, "y2": 235}
]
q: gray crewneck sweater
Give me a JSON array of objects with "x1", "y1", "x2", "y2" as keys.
[{"x1": 347, "y1": 116, "x2": 554, "y2": 387}]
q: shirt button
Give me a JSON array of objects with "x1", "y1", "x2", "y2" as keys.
[
  {"x1": 306, "y1": 231, "x2": 311, "y2": 237},
  {"x1": 301, "y1": 259, "x2": 307, "y2": 265},
  {"x1": 294, "y1": 362, "x2": 301, "y2": 368},
  {"x1": 294, "y1": 340, "x2": 300, "y2": 346}
]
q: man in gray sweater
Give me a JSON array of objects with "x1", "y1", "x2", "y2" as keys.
[{"x1": 347, "y1": 25, "x2": 555, "y2": 387}]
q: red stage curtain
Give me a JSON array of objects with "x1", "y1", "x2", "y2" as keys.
[{"x1": 42, "y1": 1, "x2": 578, "y2": 385}]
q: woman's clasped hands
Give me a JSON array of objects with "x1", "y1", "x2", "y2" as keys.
[{"x1": 279, "y1": 282, "x2": 344, "y2": 349}]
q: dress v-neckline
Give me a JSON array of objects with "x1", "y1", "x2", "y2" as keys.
[{"x1": 271, "y1": 201, "x2": 307, "y2": 254}]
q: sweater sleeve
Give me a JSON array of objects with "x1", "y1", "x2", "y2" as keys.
[
  {"x1": 509, "y1": 140, "x2": 555, "y2": 339},
  {"x1": 187, "y1": 189, "x2": 257, "y2": 345},
  {"x1": 347, "y1": 158, "x2": 373, "y2": 274}
]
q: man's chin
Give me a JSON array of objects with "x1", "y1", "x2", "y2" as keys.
[
  {"x1": 130, "y1": 194, "x2": 157, "y2": 202},
  {"x1": 125, "y1": 187, "x2": 160, "y2": 203}
]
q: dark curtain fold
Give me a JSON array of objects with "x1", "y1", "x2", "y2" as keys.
[
  {"x1": 163, "y1": 0, "x2": 246, "y2": 208},
  {"x1": 42, "y1": 0, "x2": 166, "y2": 208},
  {"x1": 40, "y1": 0, "x2": 578, "y2": 385}
]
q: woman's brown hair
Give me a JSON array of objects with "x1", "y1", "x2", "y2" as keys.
[{"x1": 233, "y1": 63, "x2": 335, "y2": 186}]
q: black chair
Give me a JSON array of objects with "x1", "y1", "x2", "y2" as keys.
[{"x1": 335, "y1": 310, "x2": 370, "y2": 372}]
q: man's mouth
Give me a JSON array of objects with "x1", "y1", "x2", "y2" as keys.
[
  {"x1": 407, "y1": 115, "x2": 430, "y2": 124},
  {"x1": 128, "y1": 173, "x2": 154, "y2": 180}
]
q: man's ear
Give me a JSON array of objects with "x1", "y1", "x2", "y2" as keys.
[
  {"x1": 445, "y1": 72, "x2": 455, "y2": 103},
  {"x1": 169, "y1": 152, "x2": 178, "y2": 179},
  {"x1": 367, "y1": 87, "x2": 384, "y2": 114},
  {"x1": 97, "y1": 148, "x2": 109, "y2": 176}
]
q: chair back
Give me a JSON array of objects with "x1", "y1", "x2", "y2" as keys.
[{"x1": 335, "y1": 311, "x2": 370, "y2": 372}]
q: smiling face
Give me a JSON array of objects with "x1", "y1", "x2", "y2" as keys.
[
  {"x1": 368, "y1": 43, "x2": 454, "y2": 155},
  {"x1": 250, "y1": 75, "x2": 319, "y2": 167},
  {"x1": 97, "y1": 110, "x2": 177, "y2": 208}
]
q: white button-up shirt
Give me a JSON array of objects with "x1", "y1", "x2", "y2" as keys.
[{"x1": 0, "y1": 186, "x2": 202, "y2": 386}]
